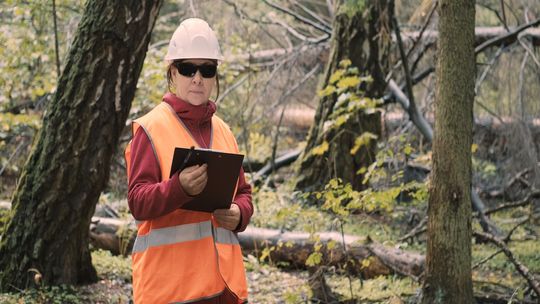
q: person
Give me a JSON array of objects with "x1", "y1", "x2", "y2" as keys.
[{"x1": 125, "y1": 18, "x2": 253, "y2": 304}]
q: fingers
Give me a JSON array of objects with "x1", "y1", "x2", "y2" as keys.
[
  {"x1": 214, "y1": 215, "x2": 237, "y2": 230},
  {"x1": 214, "y1": 204, "x2": 240, "y2": 231},
  {"x1": 178, "y1": 164, "x2": 208, "y2": 196}
]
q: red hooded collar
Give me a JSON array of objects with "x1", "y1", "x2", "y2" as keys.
[{"x1": 162, "y1": 92, "x2": 216, "y2": 124}]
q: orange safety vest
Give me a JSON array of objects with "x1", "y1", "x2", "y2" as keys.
[{"x1": 125, "y1": 102, "x2": 248, "y2": 304}]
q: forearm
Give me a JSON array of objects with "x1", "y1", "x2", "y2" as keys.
[{"x1": 127, "y1": 128, "x2": 193, "y2": 220}]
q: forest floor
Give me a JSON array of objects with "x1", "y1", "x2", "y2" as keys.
[{"x1": 0, "y1": 179, "x2": 539, "y2": 303}]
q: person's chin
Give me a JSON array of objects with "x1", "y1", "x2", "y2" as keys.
[{"x1": 187, "y1": 98, "x2": 207, "y2": 106}]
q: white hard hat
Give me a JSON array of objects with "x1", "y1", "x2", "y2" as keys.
[{"x1": 165, "y1": 18, "x2": 224, "y2": 62}]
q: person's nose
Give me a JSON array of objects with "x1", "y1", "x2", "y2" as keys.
[{"x1": 191, "y1": 71, "x2": 203, "y2": 84}]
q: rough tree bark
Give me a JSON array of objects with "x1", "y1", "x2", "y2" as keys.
[
  {"x1": 0, "y1": 0, "x2": 162, "y2": 291},
  {"x1": 421, "y1": 0, "x2": 475, "y2": 303},
  {"x1": 295, "y1": 0, "x2": 393, "y2": 193}
]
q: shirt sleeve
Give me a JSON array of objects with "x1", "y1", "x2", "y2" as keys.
[
  {"x1": 127, "y1": 127, "x2": 193, "y2": 221},
  {"x1": 232, "y1": 167, "x2": 253, "y2": 233}
]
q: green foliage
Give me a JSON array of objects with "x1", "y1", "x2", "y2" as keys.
[
  {"x1": 350, "y1": 132, "x2": 378, "y2": 155},
  {"x1": 472, "y1": 157, "x2": 498, "y2": 181},
  {"x1": 310, "y1": 140, "x2": 329, "y2": 156},
  {"x1": 19, "y1": 284, "x2": 82, "y2": 304},
  {"x1": 0, "y1": 113, "x2": 41, "y2": 136},
  {"x1": 310, "y1": 59, "x2": 381, "y2": 158},
  {"x1": 91, "y1": 250, "x2": 132, "y2": 283},
  {"x1": 0, "y1": 1, "x2": 83, "y2": 108},
  {"x1": 326, "y1": 274, "x2": 418, "y2": 301},
  {"x1": 252, "y1": 186, "x2": 329, "y2": 231},
  {"x1": 240, "y1": 132, "x2": 273, "y2": 164},
  {"x1": 340, "y1": 0, "x2": 367, "y2": 17}
]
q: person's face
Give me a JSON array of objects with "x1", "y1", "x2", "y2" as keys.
[{"x1": 172, "y1": 59, "x2": 216, "y2": 106}]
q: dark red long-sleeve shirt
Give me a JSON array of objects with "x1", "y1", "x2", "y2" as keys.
[{"x1": 127, "y1": 93, "x2": 253, "y2": 232}]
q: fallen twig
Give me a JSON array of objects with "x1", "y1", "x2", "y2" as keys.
[
  {"x1": 484, "y1": 189, "x2": 540, "y2": 215},
  {"x1": 473, "y1": 230, "x2": 540, "y2": 298}
]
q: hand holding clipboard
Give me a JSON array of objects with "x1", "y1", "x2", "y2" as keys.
[
  {"x1": 171, "y1": 147, "x2": 244, "y2": 213},
  {"x1": 177, "y1": 146, "x2": 209, "y2": 197}
]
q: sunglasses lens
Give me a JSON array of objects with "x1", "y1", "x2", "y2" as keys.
[
  {"x1": 176, "y1": 63, "x2": 197, "y2": 77},
  {"x1": 199, "y1": 65, "x2": 217, "y2": 78},
  {"x1": 175, "y1": 62, "x2": 217, "y2": 78}
]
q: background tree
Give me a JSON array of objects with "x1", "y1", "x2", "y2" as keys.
[
  {"x1": 0, "y1": 0, "x2": 162, "y2": 290},
  {"x1": 295, "y1": 0, "x2": 393, "y2": 192},
  {"x1": 421, "y1": 0, "x2": 475, "y2": 302}
]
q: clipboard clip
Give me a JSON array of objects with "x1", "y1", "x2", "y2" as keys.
[{"x1": 178, "y1": 146, "x2": 195, "y2": 172}]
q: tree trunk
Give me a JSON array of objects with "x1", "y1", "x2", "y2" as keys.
[
  {"x1": 295, "y1": 0, "x2": 392, "y2": 192},
  {"x1": 421, "y1": 0, "x2": 475, "y2": 303},
  {"x1": 0, "y1": 0, "x2": 162, "y2": 291}
]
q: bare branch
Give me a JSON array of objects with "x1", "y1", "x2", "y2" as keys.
[
  {"x1": 518, "y1": 32, "x2": 540, "y2": 69},
  {"x1": 262, "y1": 0, "x2": 332, "y2": 35},
  {"x1": 475, "y1": 18, "x2": 540, "y2": 54},
  {"x1": 392, "y1": 15, "x2": 417, "y2": 116},
  {"x1": 188, "y1": 0, "x2": 197, "y2": 16},
  {"x1": 474, "y1": 230, "x2": 540, "y2": 298},
  {"x1": 216, "y1": 74, "x2": 249, "y2": 104},
  {"x1": 476, "y1": 3, "x2": 509, "y2": 31},
  {"x1": 484, "y1": 189, "x2": 540, "y2": 215},
  {"x1": 406, "y1": 0, "x2": 438, "y2": 57},
  {"x1": 475, "y1": 46, "x2": 505, "y2": 94},
  {"x1": 472, "y1": 249, "x2": 503, "y2": 270},
  {"x1": 518, "y1": 51, "x2": 529, "y2": 118},
  {"x1": 503, "y1": 215, "x2": 530, "y2": 243},
  {"x1": 0, "y1": 140, "x2": 27, "y2": 177},
  {"x1": 325, "y1": 0, "x2": 335, "y2": 17},
  {"x1": 293, "y1": 0, "x2": 332, "y2": 29},
  {"x1": 398, "y1": 216, "x2": 428, "y2": 242},
  {"x1": 387, "y1": 79, "x2": 433, "y2": 141},
  {"x1": 52, "y1": 0, "x2": 61, "y2": 78},
  {"x1": 499, "y1": 0, "x2": 508, "y2": 30},
  {"x1": 268, "y1": 14, "x2": 329, "y2": 43}
]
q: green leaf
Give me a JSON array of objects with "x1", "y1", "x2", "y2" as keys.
[
  {"x1": 403, "y1": 144, "x2": 413, "y2": 156},
  {"x1": 318, "y1": 85, "x2": 336, "y2": 97},
  {"x1": 329, "y1": 69, "x2": 345, "y2": 84},
  {"x1": 334, "y1": 114, "x2": 349, "y2": 127},
  {"x1": 305, "y1": 252, "x2": 322, "y2": 266},
  {"x1": 350, "y1": 132, "x2": 378, "y2": 155},
  {"x1": 327, "y1": 240, "x2": 337, "y2": 250},
  {"x1": 339, "y1": 59, "x2": 352, "y2": 68},
  {"x1": 311, "y1": 141, "x2": 329, "y2": 156},
  {"x1": 337, "y1": 76, "x2": 360, "y2": 89}
]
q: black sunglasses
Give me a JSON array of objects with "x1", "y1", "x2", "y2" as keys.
[{"x1": 173, "y1": 61, "x2": 217, "y2": 78}]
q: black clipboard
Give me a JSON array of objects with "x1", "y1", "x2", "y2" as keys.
[{"x1": 170, "y1": 147, "x2": 244, "y2": 213}]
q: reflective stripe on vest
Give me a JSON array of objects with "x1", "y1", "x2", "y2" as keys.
[
  {"x1": 132, "y1": 221, "x2": 239, "y2": 254},
  {"x1": 125, "y1": 102, "x2": 248, "y2": 303}
]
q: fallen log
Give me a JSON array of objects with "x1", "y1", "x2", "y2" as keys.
[
  {"x1": 251, "y1": 149, "x2": 302, "y2": 184},
  {"x1": 88, "y1": 216, "x2": 425, "y2": 279}
]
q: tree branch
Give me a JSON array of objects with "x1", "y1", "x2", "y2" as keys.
[
  {"x1": 475, "y1": 18, "x2": 540, "y2": 54},
  {"x1": 262, "y1": 0, "x2": 332, "y2": 35},
  {"x1": 473, "y1": 230, "x2": 540, "y2": 298},
  {"x1": 484, "y1": 189, "x2": 540, "y2": 215},
  {"x1": 52, "y1": 0, "x2": 61, "y2": 78}
]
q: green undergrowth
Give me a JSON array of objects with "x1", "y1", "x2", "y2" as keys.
[
  {"x1": 0, "y1": 250, "x2": 132, "y2": 303},
  {"x1": 251, "y1": 179, "x2": 539, "y2": 302}
]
